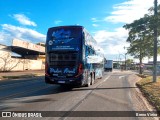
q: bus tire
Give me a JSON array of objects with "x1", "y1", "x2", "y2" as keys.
[
  {"x1": 91, "y1": 73, "x2": 94, "y2": 85},
  {"x1": 86, "y1": 75, "x2": 91, "y2": 87}
]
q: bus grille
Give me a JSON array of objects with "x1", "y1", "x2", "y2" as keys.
[{"x1": 49, "y1": 53, "x2": 78, "y2": 67}]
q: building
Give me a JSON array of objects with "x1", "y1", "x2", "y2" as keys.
[{"x1": 0, "y1": 39, "x2": 45, "y2": 71}]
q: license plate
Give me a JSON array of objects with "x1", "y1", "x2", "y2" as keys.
[{"x1": 58, "y1": 81, "x2": 65, "y2": 83}]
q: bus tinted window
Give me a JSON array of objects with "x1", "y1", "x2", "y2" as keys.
[{"x1": 47, "y1": 27, "x2": 81, "y2": 45}]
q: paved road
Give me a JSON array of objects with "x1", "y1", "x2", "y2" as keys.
[{"x1": 0, "y1": 71, "x2": 157, "y2": 120}]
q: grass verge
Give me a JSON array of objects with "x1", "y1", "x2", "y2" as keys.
[{"x1": 136, "y1": 75, "x2": 160, "y2": 111}]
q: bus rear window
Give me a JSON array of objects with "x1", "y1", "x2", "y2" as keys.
[{"x1": 47, "y1": 27, "x2": 81, "y2": 44}]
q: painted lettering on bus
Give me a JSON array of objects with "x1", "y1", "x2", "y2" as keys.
[
  {"x1": 50, "y1": 68, "x2": 76, "y2": 74},
  {"x1": 64, "y1": 68, "x2": 76, "y2": 74},
  {"x1": 50, "y1": 68, "x2": 62, "y2": 73},
  {"x1": 52, "y1": 29, "x2": 74, "y2": 44}
]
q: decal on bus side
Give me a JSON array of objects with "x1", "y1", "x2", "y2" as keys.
[
  {"x1": 50, "y1": 68, "x2": 76, "y2": 74},
  {"x1": 64, "y1": 68, "x2": 76, "y2": 74},
  {"x1": 52, "y1": 29, "x2": 74, "y2": 44},
  {"x1": 50, "y1": 68, "x2": 62, "y2": 73}
]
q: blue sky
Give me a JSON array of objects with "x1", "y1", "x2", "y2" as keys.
[{"x1": 0, "y1": 0, "x2": 157, "y2": 61}]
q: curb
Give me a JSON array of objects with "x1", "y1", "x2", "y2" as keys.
[{"x1": 0, "y1": 74, "x2": 44, "y2": 81}]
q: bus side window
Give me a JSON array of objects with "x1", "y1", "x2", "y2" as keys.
[
  {"x1": 89, "y1": 47, "x2": 93, "y2": 55},
  {"x1": 89, "y1": 48, "x2": 91, "y2": 54},
  {"x1": 90, "y1": 48, "x2": 94, "y2": 55},
  {"x1": 86, "y1": 46, "x2": 95, "y2": 55},
  {"x1": 86, "y1": 46, "x2": 88, "y2": 56},
  {"x1": 93, "y1": 49, "x2": 95, "y2": 55}
]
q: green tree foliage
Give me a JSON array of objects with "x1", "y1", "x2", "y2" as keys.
[
  {"x1": 125, "y1": 59, "x2": 136, "y2": 70},
  {"x1": 126, "y1": 59, "x2": 133, "y2": 65},
  {"x1": 123, "y1": 5, "x2": 160, "y2": 74}
]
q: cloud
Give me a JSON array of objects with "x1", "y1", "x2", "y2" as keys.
[
  {"x1": 54, "y1": 20, "x2": 62, "y2": 25},
  {"x1": 91, "y1": 18, "x2": 98, "y2": 22},
  {"x1": 92, "y1": 24, "x2": 99, "y2": 27},
  {"x1": 94, "y1": 27, "x2": 128, "y2": 43},
  {"x1": 94, "y1": 0, "x2": 160, "y2": 59},
  {"x1": 0, "y1": 31, "x2": 12, "y2": 45},
  {"x1": 13, "y1": 14, "x2": 37, "y2": 26},
  {"x1": 94, "y1": 27, "x2": 129, "y2": 55},
  {"x1": 104, "y1": 0, "x2": 156, "y2": 24},
  {"x1": 1, "y1": 24, "x2": 45, "y2": 45}
]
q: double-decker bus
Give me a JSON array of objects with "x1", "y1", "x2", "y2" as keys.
[{"x1": 45, "y1": 25, "x2": 104, "y2": 87}]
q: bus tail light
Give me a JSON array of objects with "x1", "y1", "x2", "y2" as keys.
[
  {"x1": 78, "y1": 63, "x2": 83, "y2": 74},
  {"x1": 45, "y1": 62, "x2": 50, "y2": 76},
  {"x1": 75, "y1": 63, "x2": 83, "y2": 77}
]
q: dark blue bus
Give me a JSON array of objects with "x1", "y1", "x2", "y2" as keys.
[{"x1": 45, "y1": 25, "x2": 104, "y2": 87}]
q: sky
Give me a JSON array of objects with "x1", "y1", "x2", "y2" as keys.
[{"x1": 0, "y1": 0, "x2": 159, "y2": 62}]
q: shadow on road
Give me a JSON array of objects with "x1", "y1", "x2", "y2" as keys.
[
  {"x1": 1, "y1": 85, "x2": 137, "y2": 100},
  {"x1": 0, "y1": 71, "x2": 137, "y2": 111}
]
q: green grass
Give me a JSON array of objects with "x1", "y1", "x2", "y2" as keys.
[
  {"x1": 136, "y1": 74, "x2": 148, "y2": 78},
  {"x1": 136, "y1": 75, "x2": 160, "y2": 111}
]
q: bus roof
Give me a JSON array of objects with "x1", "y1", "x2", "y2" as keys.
[{"x1": 48, "y1": 25, "x2": 83, "y2": 30}]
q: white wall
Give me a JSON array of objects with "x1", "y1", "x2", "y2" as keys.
[
  {"x1": 0, "y1": 45, "x2": 44, "y2": 71},
  {"x1": 0, "y1": 57, "x2": 44, "y2": 71}
]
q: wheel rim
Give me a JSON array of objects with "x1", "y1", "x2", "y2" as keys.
[{"x1": 87, "y1": 76, "x2": 91, "y2": 86}]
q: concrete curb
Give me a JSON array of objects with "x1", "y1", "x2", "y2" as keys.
[
  {"x1": 0, "y1": 74, "x2": 44, "y2": 81},
  {"x1": 131, "y1": 75, "x2": 159, "y2": 120}
]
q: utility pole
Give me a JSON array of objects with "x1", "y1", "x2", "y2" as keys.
[
  {"x1": 153, "y1": 0, "x2": 158, "y2": 82},
  {"x1": 125, "y1": 53, "x2": 127, "y2": 70},
  {"x1": 124, "y1": 46, "x2": 127, "y2": 70}
]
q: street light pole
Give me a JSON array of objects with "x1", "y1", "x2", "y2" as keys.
[
  {"x1": 125, "y1": 53, "x2": 127, "y2": 70},
  {"x1": 124, "y1": 46, "x2": 127, "y2": 70},
  {"x1": 153, "y1": 0, "x2": 158, "y2": 82}
]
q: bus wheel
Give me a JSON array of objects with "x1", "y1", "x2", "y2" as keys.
[
  {"x1": 91, "y1": 74, "x2": 94, "y2": 85},
  {"x1": 86, "y1": 76, "x2": 91, "y2": 87}
]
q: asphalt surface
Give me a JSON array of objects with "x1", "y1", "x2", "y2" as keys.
[{"x1": 0, "y1": 70, "x2": 158, "y2": 120}]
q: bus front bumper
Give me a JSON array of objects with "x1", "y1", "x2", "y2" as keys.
[{"x1": 45, "y1": 75, "x2": 83, "y2": 86}]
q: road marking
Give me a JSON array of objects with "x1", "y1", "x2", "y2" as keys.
[
  {"x1": 59, "y1": 75, "x2": 111, "y2": 120},
  {"x1": 94, "y1": 75, "x2": 111, "y2": 89},
  {"x1": 104, "y1": 76, "x2": 110, "y2": 82},
  {"x1": 119, "y1": 76, "x2": 125, "y2": 79}
]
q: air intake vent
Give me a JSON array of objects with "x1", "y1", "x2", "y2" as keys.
[{"x1": 49, "y1": 52, "x2": 78, "y2": 67}]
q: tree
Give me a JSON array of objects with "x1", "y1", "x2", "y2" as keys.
[
  {"x1": 0, "y1": 47, "x2": 23, "y2": 71},
  {"x1": 125, "y1": 59, "x2": 135, "y2": 70},
  {"x1": 123, "y1": 16, "x2": 154, "y2": 74},
  {"x1": 124, "y1": 4, "x2": 160, "y2": 74},
  {"x1": 126, "y1": 59, "x2": 133, "y2": 65}
]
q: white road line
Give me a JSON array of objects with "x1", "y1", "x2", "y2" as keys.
[
  {"x1": 96, "y1": 75, "x2": 111, "y2": 88},
  {"x1": 103, "y1": 76, "x2": 110, "y2": 82},
  {"x1": 119, "y1": 76, "x2": 125, "y2": 79}
]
